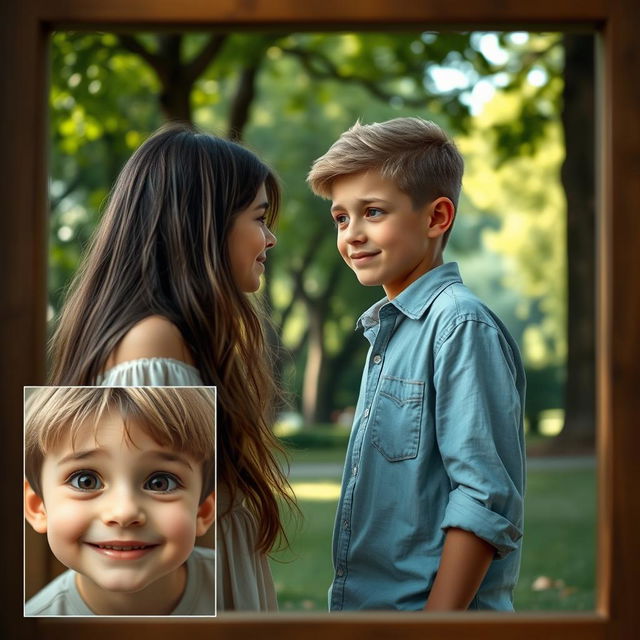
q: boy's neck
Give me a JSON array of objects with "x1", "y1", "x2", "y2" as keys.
[
  {"x1": 76, "y1": 561, "x2": 187, "y2": 615},
  {"x1": 383, "y1": 254, "x2": 444, "y2": 300}
]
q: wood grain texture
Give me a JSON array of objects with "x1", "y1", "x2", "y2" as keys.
[
  {"x1": 35, "y1": 613, "x2": 607, "y2": 640},
  {"x1": 599, "y1": 1, "x2": 640, "y2": 638},
  {"x1": 34, "y1": 0, "x2": 608, "y2": 26}
]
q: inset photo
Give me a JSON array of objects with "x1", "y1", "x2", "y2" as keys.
[{"x1": 23, "y1": 386, "x2": 216, "y2": 617}]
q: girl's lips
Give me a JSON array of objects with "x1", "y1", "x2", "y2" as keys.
[{"x1": 85, "y1": 541, "x2": 160, "y2": 560}]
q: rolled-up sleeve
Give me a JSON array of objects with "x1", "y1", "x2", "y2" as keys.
[{"x1": 434, "y1": 317, "x2": 525, "y2": 558}]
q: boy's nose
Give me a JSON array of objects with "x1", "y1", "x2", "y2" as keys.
[
  {"x1": 344, "y1": 219, "x2": 366, "y2": 244},
  {"x1": 102, "y1": 490, "x2": 146, "y2": 528}
]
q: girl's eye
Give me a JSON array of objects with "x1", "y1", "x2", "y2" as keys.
[
  {"x1": 68, "y1": 471, "x2": 102, "y2": 492},
  {"x1": 144, "y1": 473, "x2": 180, "y2": 493}
]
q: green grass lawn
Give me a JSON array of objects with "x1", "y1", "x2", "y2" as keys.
[{"x1": 270, "y1": 448, "x2": 596, "y2": 612}]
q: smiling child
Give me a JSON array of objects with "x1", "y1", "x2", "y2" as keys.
[
  {"x1": 308, "y1": 118, "x2": 525, "y2": 611},
  {"x1": 24, "y1": 386, "x2": 216, "y2": 616}
]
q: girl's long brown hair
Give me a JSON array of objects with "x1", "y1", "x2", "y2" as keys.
[{"x1": 49, "y1": 123, "x2": 294, "y2": 552}]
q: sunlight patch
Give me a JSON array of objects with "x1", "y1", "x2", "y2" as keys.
[{"x1": 290, "y1": 482, "x2": 341, "y2": 501}]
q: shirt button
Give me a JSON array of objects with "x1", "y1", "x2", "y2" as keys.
[
  {"x1": 336, "y1": 567, "x2": 345, "y2": 577},
  {"x1": 363, "y1": 407, "x2": 370, "y2": 418},
  {"x1": 373, "y1": 354, "x2": 382, "y2": 364},
  {"x1": 352, "y1": 465, "x2": 358, "y2": 476}
]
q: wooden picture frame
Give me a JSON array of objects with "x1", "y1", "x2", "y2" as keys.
[{"x1": 1, "y1": 1, "x2": 638, "y2": 637}]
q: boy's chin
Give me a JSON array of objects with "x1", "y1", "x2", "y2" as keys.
[{"x1": 352, "y1": 272, "x2": 382, "y2": 287}]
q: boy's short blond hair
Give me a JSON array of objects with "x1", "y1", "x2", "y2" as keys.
[
  {"x1": 308, "y1": 117, "x2": 464, "y2": 244},
  {"x1": 25, "y1": 387, "x2": 215, "y2": 502}
]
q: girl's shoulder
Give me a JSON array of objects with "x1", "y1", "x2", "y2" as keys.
[{"x1": 105, "y1": 315, "x2": 196, "y2": 371}]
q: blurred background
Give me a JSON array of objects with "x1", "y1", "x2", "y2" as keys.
[{"x1": 47, "y1": 30, "x2": 596, "y2": 611}]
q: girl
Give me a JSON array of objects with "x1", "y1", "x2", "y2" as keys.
[{"x1": 49, "y1": 123, "x2": 294, "y2": 611}]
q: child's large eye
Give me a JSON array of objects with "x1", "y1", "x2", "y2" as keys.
[
  {"x1": 366, "y1": 207, "x2": 384, "y2": 218},
  {"x1": 144, "y1": 473, "x2": 181, "y2": 493},
  {"x1": 68, "y1": 471, "x2": 103, "y2": 492},
  {"x1": 333, "y1": 213, "x2": 349, "y2": 227}
]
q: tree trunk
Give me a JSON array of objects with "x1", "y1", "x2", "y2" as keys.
[
  {"x1": 558, "y1": 34, "x2": 596, "y2": 450},
  {"x1": 302, "y1": 303, "x2": 327, "y2": 425}
]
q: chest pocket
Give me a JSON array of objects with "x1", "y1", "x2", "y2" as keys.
[{"x1": 370, "y1": 375, "x2": 424, "y2": 461}]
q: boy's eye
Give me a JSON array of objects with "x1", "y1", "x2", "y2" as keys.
[
  {"x1": 68, "y1": 471, "x2": 102, "y2": 492},
  {"x1": 366, "y1": 207, "x2": 384, "y2": 218},
  {"x1": 333, "y1": 213, "x2": 349, "y2": 227},
  {"x1": 144, "y1": 473, "x2": 180, "y2": 493}
]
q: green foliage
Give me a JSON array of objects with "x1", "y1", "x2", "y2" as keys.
[
  {"x1": 48, "y1": 29, "x2": 568, "y2": 425},
  {"x1": 49, "y1": 31, "x2": 164, "y2": 313}
]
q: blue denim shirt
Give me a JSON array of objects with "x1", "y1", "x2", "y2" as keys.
[{"x1": 329, "y1": 262, "x2": 526, "y2": 611}]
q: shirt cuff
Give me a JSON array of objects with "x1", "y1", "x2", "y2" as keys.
[{"x1": 440, "y1": 488, "x2": 523, "y2": 558}]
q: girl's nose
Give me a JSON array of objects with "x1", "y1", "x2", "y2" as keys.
[{"x1": 265, "y1": 227, "x2": 277, "y2": 250}]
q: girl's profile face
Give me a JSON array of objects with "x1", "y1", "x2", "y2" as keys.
[
  {"x1": 30, "y1": 412, "x2": 214, "y2": 614},
  {"x1": 227, "y1": 183, "x2": 277, "y2": 292}
]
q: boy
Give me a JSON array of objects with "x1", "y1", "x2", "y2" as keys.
[
  {"x1": 24, "y1": 386, "x2": 216, "y2": 616},
  {"x1": 307, "y1": 117, "x2": 525, "y2": 611}
]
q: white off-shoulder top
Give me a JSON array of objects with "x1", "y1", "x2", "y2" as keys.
[{"x1": 97, "y1": 357, "x2": 278, "y2": 612}]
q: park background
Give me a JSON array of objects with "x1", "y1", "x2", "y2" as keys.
[{"x1": 46, "y1": 30, "x2": 596, "y2": 611}]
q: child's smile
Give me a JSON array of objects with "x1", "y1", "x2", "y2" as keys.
[
  {"x1": 34, "y1": 411, "x2": 212, "y2": 614},
  {"x1": 330, "y1": 170, "x2": 445, "y2": 299},
  {"x1": 83, "y1": 539, "x2": 161, "y2": 560}
]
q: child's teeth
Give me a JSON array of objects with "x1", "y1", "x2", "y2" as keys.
[{"x1": 99, "y1": 544, "x2": 145, "y2": 550}]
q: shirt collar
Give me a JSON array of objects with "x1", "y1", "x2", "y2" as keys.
[{"x1": 356, "y1": 262, "x2": 463, "y2": 329}]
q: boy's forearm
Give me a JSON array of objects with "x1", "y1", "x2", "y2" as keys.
[{"x1": 424, "y1": 527, "x2": 495, "y2": 611}]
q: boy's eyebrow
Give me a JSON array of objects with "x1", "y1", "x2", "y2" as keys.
[
  {"x1": 57, "y1": 449, "x2": 104, "y2": 465},
  {"x1": 330, "y1": 197, "x2": 392, "y2": 212},
  {"x1": 144, "y1": 450, "x2": 194, "y2": 471},
  {"x1": 55, "y1": 449, "x2": 194, "y2": 471}
]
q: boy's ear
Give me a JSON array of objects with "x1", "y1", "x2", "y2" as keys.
[
  {"x1": 24, "y1": 480, "x2": 48, "y2": 534},
  {"x1": 425, "y1": 197, "x2": 455, "y2": 239},
  {"x1": 195, "y1": 491, "x2": 215, "y2": 537}
]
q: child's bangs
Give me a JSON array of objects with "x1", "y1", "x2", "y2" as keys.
[{"x1": 115, "y1": 388, "x2": 215, "y2": 463}]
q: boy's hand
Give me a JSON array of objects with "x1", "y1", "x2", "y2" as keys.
[{"x1": 424, "y1": 527, "x2": 495, "y2": 611}]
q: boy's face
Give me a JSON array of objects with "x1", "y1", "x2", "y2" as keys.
[
  {"x1": 25, "y1": 412, "x2": 214, "y2": 608},
  {"x1": 330, "y1": 170, "x2": 452, "y2": 299}
]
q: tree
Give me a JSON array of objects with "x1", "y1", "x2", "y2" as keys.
[{"x1": 49, "y1": 30, "x2": 592, "y2": 440}]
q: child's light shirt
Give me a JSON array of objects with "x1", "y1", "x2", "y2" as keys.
[
  {"x1": 330, "y1": 262, "x2": 526, "y2": 611},
  {"x1": 25, "y1": 546, "x2": 215, "y2": 616}
]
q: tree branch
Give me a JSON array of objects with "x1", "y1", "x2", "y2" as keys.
[
  {"x1": 228, "y1": 64, "x2": 259, "y2": 141},
  {"x1": 281, "y1": 46, "x2": 429, "y2": 108},
  {"x1": 276, "y1": 236, "x2": 328, "y2": 335},
  {"x1": 185, "y1": 34, "x2": 229, "y2": 85},
  {"x1": 117, "y1": 35, "x2": 168, "y2": 85}
]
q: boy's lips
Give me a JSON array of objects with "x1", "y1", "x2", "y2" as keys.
[
  {"x1": 350, "y1": 250, "x2": 381, "y2": 264},
  {"x1": 84, "y1": 540, "x2": 161, "y2": 559}
]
